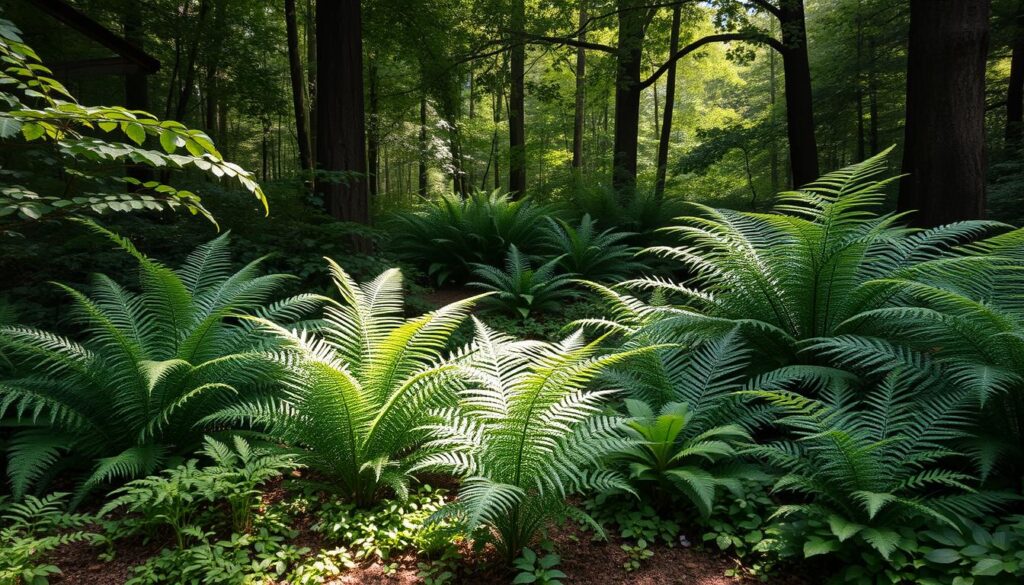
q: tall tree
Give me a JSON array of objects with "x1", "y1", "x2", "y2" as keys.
[
  {"x1": 419, "y1": 95, "x2": 428, "y2": 195},
  {"x1": 775, "y1": 0, "x2": 819, "y2": 187},
  {"x1": 654, "y1": 3, "x2": 682, "y2": 200},
  {"x1": 285, "y1": 0, "x2": 313, "y2": 171},
  {"x1": 509, "y1": 0, "x2": 527, "y2": 196},
  {"x1": 899, "y1": 0, "x2": 990, "y2": 226},
  {"x1": 316, "y1": 0, "x2": 371, "y2": 234},
  {"x1": 175, "y1": 0, "x2": 211, "y2": 121},
  {"x1": 611, "y1": 0, "x2": 648, "y2": 195},
  {"x1": 572, "y1": 2, "x2": 587, "y2": 173},
  {"x1": 1008, "y1": 0, "x2": 1024, "y2": 144}
]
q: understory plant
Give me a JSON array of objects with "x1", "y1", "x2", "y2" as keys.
[
  {"x1": 206, "y1": 264, "x2": 481, "y2": 506},
  {"x1": 417, "y1": 321, "x2": 653, "y2": 562},
  {"x1": 387, "y1": 190, "x2": 553, "y2": 285},
  {"x1": 746, "y1": 370, "x2": 1010, "y2": 570},
  {"x1": 470, "y1": 245, "x2": 577, "y2": 319},
  {"x1": 540, "y1": 214, "x2": 642, "y2": 283},
  {"x1": 0, "y1": 493, "x2": 100, "y2": 585},
  {"x1": 0, "y1": 223, "x2": 320, "y2": 501}
]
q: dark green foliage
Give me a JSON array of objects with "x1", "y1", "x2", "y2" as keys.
[
  {"x1": 470, "y1": 245, "x2": 578, "y2": 319},
  {"x1": 540, "y1": 214, "x2": 643, "y2": 283},
  {"x1": 513, "y1": 542, "x2": 566, "y2": 585},
  {"x1": 0, "y1": 223, "x2": 320, "y2": 501},
  {"x1": 0, "y1": 493, "x2": 101, "y2": 585},
  {"x1": 387, "y1": 190, "x2": 554, "y2": 285}
]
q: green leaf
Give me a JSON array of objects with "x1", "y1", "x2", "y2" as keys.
[
  {"x1": 0, "y1": 116, "x2": 22, "y2": 137},
  {"x1": 21, "y1": 122, "x2": 44, "y2": 140},
  {"x1": 804, "y1": 536, "x2": 840, "y2": 558},
  {"x1": 924, "y1": 549, "x2": 961, "y2": 564},
  {"x1": 971, "y1": 558, "x2": 1004, "y2": 576},
  {"x1": 98, "y1": 121, "x2": 117, "y2": 132},
  {"x1": 512, "y1": 573, "x2": 537, "y2": 584},
  {"x1": 124, "y1": 122, "x2": 146, "y2": 145}
]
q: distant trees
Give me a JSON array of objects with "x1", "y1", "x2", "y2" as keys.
[{"x1": 899, "y1": 0, "x2": 991, "y2": 226}]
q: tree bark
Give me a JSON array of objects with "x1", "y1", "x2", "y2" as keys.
[
  {"x1": 654, "y1": 3, "x2": 681, "y2": 200},
  {"x1": 367, "y1": 62, "x2": 380, "y2": 197},
  {"x1": 123, "y1": 2, "x2": 151, "y2": 185},
  {"x1": 419, "y1": 95, "x2": 428, "y2": 195},
  {"x1": 316, "y1": 0, "x2": 371, "y2": 235},
  {"x1": 175, "y1": 0, "x2": 211, "y2": 122},
  {"x1": 1007, "y1": 0, "x2": 1024, "y2": 144},
  {"x1": 611, "y1": 0, "x2": 646, "y2": 197},
  {"x1": 572, "y1": 2, "x2": 587, "y2": 172},
  {"x1": 305, "y1": 0, "x2": 317, "y2": 164},
  {"x1": 509, "y1": 0, "x2": 527, "y2": 196},
  {"x1": 899, "y1": 0, "x2": 990, "y2": 227},
  {"x1": 778, "y1": 0, "x2": 818, "y2": 187},
  {"x1": 285, "y1": 0, "x2": 313, "y2": 171}
]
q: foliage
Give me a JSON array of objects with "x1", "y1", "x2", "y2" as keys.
[
  {"x1": 0, "y1": 224, "x2": 318, "y2": 501},
  {"x1": 470, "y1": 245, "x2": 578, "y2": 319},
  {"x1": 620, "y1": 539, "x2": 654, "y2": 573},
  {"x1": 0, "y1": 492, "x2": 101, "y2": 585},
  {"x1": 387, "y1": 190, "x2": 554, "y2": 285},
  {"x1": 612, "y1": 399, "x2": 749, "y2": 518},
  {"x1": 540, "y1": 214, "x2": 643, "y2": 283},
  {"x1": 701, "y1": 477, "x2": 784, "y2": 581},
  {"x1": 310, "y1": 485, "x2": 458, "y2": 561},
  {"x1": 418, "y1": 321, "x2": 652, "y2": 562},
  {"x1": 205, "y1": 265, "x2": 479, "y2": 506},
  {"x1": 100, "y1": 436, "x2": 296, "y2": 547},
  {"x1": 585, "y1": 498, "x2": 682, "y2": 547},
  {"x1": 0, "y1": 18, "x2": 265, "y2": 232},
  {"x1": 513, "y1": 542, "x2": 566, "y2": 585},
  {"x1": 746, "y1": 370, "x2": 1010, "y2": 565}
]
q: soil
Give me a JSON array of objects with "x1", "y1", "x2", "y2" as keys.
[{"x1": 419, "y1": 287, "x2": 479, "y2": 310}]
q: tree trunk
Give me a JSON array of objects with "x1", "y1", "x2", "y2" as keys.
[
  {"x1": 306, "y1": 0, "x2": 317, "y2": 165},
  {"x1": 778, "y1": 0, "x2": 818, "y2": 187},
  {"x1": 316, "y1": 0, "x2": 371, "y2": 236},
  {"x1": 572, "y1": 3, "x2": 587, "y2": 172},
  {"x1": 768, "y1": 21, "x2": 779, "y2": 192},
  {"x1": 175, "y1": 0, "x2": 211, "y2": 122},
  {"x1": 654, "y1": 3, "x2": 681, "y2": 200},
  {"x1": 123, "y1": 2, "x2": 151, "y2": 185},
  {"x1": 899, "y1": 0, "x2": 990, "y2": 227},
  {"x1": 509, "y1": 0, "x2": 527, "y2": 196},
  {"x1": 367, "y1": 62, "x2": 380, "y2": 197},
  {"x1": 202, "y1": 0, "x2": 227, "y2": 136},
  {"x1": 868, "y1": 38, "x2": 879, "y2": 155},
  {"x1": 611, "y1": 0, "x2": 645, "y2": 197},
  {"x1": 419, "y1": 96, "x2": 428, "y2": 195},
  {"x1": 285, "y1": 0, "x2": 313, "y2": 171},
  {"x1": 1007, "y1": 0, "x2": 1024, "y2": 144}
]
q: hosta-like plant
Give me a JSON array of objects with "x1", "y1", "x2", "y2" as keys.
[
  {"x1": 746, "y1": 370, "x2": 1009, "y2": 562},
  {"x1": 540, "y1": 214, "x2": 642, "y2": 283},
  {"x1": 0, "y1": 223, "x2": 321, "y2": 501},
  {"x1": 417, "y1": 321, "x2": 652, "y2": 562},
  {"x1": 470, "y1": 245, "x2": 577, "y2": 319},
  {"x1": 205, "y1": 264, "x2": 481, "y2": 506},
  {"x1": 387, "y1": 190, "x2": 553, "y2": 285},
  {"x1": 612, "y1": 399, "x2": 749, "y2": 518}
]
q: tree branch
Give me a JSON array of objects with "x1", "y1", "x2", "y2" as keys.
[
  {"x1": 639, "y1": 32, "x2": 784, "y2": 90},
  {"x1": 746, "y1": 0, "x2": 782, "y2": 19}
]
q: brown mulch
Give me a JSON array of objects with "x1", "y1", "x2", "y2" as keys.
[{"x1": 418, "y1": 287, "x2": 479, "y2": 310}]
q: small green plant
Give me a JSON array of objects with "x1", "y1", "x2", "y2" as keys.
[
  {"x1": 200, "y1": 435, "x2": 298, "y2": 533},
  {"x1": 289, "y1": 547, "x2": 356, "y2": 585},
  {"x1": 513, "y1": 543, "x2": 566, "y2": 584},
  {"x1": 470, "y1": 245, "x2": 577, "y2": 319},
  {"x1": 416, "y1": 548, "x2": 461, "y2": 585},
  {"x1": 540, "y1": 214, "x2": 642, "y2": 282},
  {"x1": 0, "y1": 493, "x2": 101, "y2": 585},
  {"x1": 701, "y1": 478, "x2": 783, "y2": 581},
  {"x1": 621, "y1": 539, "x2": 654, "y2": 572},
  {"x1": 584, "y1": 497, "x2": 681, "y2": 547}
]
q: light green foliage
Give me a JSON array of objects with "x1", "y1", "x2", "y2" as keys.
[
  {"x1": 585, "y1": 499, "x2": 681, "y2": 547},
  {"x1": 0, "y1": 224, "x2": 320, "y2": 501},
  {"x1": 0, "y1": 19, "x2": 265, "y2": 231},
  {"x1": 418, "y1": 320, "x2": 652, "y2": 562},
  {"x1": 387, "y1": 190, "x2": 553, "y2": 285},
  {"x1": 100, "y1": 436, "x2": 296, "y2": 548},
  {"x1": 470, "y1": 245, "x2": 578, "y2": 319},
  {"x1": 620, "y1": 539, "x2": 654, "y2": 573},
  {"x1": 513, "y1": 542, "x2": 566, "y2": 585},
  {"x1": 540, "y1": 214, "x2": 643, "y2": 283},
  {"x1": 288, "y1": 547, "x2": 357, "y2": 585},
  {"x1": 205, "y1": 265, "x2": 480, "y2": 505},
  {"x1": 701, "y1": 477, "x2": 783, "y2": 581},
  {"x1": 746, "y1": 370, "x2": 1010, "y2": 567},
  {"x1": 310, "y1": 486, "x2": 457, "y2": 561},
  {"x1": 0, "y1": 493, "x2": 101, "y2": 585},
  {"x1": 614, "y1": 399, "x2": 749, "y2": 517}
]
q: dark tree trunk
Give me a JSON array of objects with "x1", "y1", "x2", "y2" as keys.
[
  {"x1": 175, "y1": 0, "x2": 210, "y2": 122},
  {"x1": 868, "y1": 38, "x2": 879, "y2": 155},
  {"x1": 768, "y1": 22, "x2": 779, "y2": 192},
  {"x1": 316, "y1": 0, "x2": 371, "y2": 236},
  {"x1": 123, "y1": 3, "x2": 151, "y2": 185},
  {"x1": 509, "y1": 0, "x2": 527, "y2": 196},
  {"x1": 419, "y1": 96, "x2": 428, "y2": 195},
  {"x1": 305, "y1": 0, "x2": 317, "y2": 164},
  {"x1": 572, "y1": 3, "x2": 587, "y2": 172},
  {"x1": 778, "y1": 0, "x2": 819, "y2": 187},
  {"x1": 653, "y1": 3, "x2": 681, "y2": 200},
  {"x1": 367, "y1": 62, "x2": 380, "y2": 197},
  {"x1": 1007, "y1": 1, "x2": 1024, "y2": 144},
  {"x1": 899, "y1": 0, "x2": 990, "y2": 227},
  {"x1": 202, "y1": 0, "x2": 226, "y2": 135},
  {"x1": 285, "y1": 0, "x2": 312, "y2": 171},
  {"x1": 611, "y1": 0, "x2": 645, "y2": 197}
]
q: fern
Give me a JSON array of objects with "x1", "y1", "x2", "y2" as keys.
[
  {"x1": 0, "y1": 223, "x2": 322, "y2": 502},
  {"x1": 540, "y1": 214, "x2": 643, "y2": 283},
  {"x1": 470, "y1": 245, "x2": 578, "y2": 319},
  {"x1": 205, "y1": 263, "x2": 481, "y2": 506}
]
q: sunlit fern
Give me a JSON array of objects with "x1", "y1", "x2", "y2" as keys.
[{"x1": 0, "y1": 221, "x2": 322, "y2": 502}]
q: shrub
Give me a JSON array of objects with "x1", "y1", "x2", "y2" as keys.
[
  {"x1": 387, "y1": 190, "x2": 554, "y2": 285},
  {"x1": 205, "y1": 264, "x2": 480, "y2": 506},
  {"x1": 470, "y1": 245, "x2": 577, "y2": 319},
  {"x1": 417, "y1": 321, "x2": 652, "y2": 562},
  {"x1": 0, "y1": 223, "x2": 320, "y2": 501}
]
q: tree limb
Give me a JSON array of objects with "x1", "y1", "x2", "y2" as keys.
[{"x1": 639, "y1": 32, "x2": 784, "y2": 89}]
